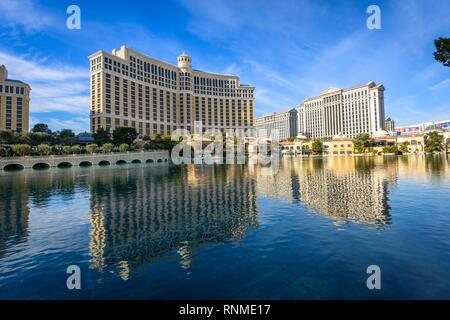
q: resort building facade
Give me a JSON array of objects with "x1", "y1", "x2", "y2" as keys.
[
  {"x1": 385, "y1": 117, "x2": 395, "y2": 132},
  {"x1": 0, "y1": 65, "x2": 30, "y2": 132},
  {"x1": 255, "y1": 108, "x2": 298, "y2": 140},
  {"x1": 89, "y1": 46, "x2": 255, "y2": 136},
  {"x1": 297, "y1": 82, "x2": 385, "y2": 139}
]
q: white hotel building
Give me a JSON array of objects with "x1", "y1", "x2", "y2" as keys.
[
  {"x1": 298, "y1": 82, "x2": 385, "y2": 138},
  {"x1": 255, "y1": 108, "x2": 298, "y2": 140}
]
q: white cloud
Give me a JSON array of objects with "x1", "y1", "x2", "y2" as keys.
[
  {"x1": 429, "y1": 79, "x2": 450, "y2": 91},
  {"x1": 29, "y1": 115, "x2": 90, "y2": 133},
  {"x1": 0, "y1": 50, "x2": 89, "y2": 115},
  {"x1": 0, "y1": 0, "x2": 56, "y2": 33}
]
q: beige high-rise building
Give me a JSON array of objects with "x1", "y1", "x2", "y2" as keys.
[
  {"x1": 298, "y1": 82, "x2": 385, "y2": 138},
  {"x1": 0, "y1": 65, "x2": 31, "y2": 132},
  {"x1": 88, "y1": 46, "x2": 255, "y2": 135}
]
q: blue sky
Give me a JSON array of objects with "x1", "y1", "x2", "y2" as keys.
[{"x1": 0, "y1": 0, "x2": 449, "y2": 132}]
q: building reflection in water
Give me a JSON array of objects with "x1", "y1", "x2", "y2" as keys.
[
  {"x1": 255, "y1": 156, "x2": 399, "y2": 226},
  {"x1": 0, "y1": 155, "x2": 448, "y2": 279},
  {"x1": 0, "y1": 180, "x2": 29, "y2": 259},
  {"x1": 88, "y1": 165, "x2": 259, "y2": 280}
]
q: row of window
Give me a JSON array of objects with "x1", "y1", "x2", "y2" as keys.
[{"x1": 0, "y1": 84, "x2": 25, "y2": 95}]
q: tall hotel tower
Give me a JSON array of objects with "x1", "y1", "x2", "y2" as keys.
[
  {"x1": 89, "y1": 46, "x2": 255, "y2": 135},
  {"x1": 298, "y1": 82, "x2": 385, "y2": 138},
  {"x1": 0, "y1": 65, "x2": 31, "y2": 132}
]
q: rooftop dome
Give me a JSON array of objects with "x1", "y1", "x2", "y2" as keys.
[
  {"x1": 372, "y1": 130, "x2": 390, "y2": 138},
  {"x1": 177, "y1": 51, "x2": 192, "y2": 71}
]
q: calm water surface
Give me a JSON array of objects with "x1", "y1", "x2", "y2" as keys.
[{"x1": 0, "y1": 156, "x2": 449, "y2": 299}]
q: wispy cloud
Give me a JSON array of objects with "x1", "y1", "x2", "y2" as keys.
[
  {"x1": 0, "y1": 0, "x2": 56, "y2": 33},
  {"x1": 0, "y1": 50, "x2": 89, "y2": 116}
]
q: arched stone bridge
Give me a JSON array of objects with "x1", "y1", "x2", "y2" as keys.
[{"x1": 0, "y1": 150, "x2": 170, "y2": 170}]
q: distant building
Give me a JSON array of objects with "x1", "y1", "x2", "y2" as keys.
[
  {"x1": 76, "y1": 132, "x2": 95, "y2": 145},
  {"x1": 395, "y1": 124, "x2": 420, "y2": 134},
  {"x1": 298, "y1": 81, "x2": 385, "y2": 139},
  {"x1": 255, "y1": 108, "x2": 298, "y2": 140},
  {"x1": 88, "y1": 46, "x2": 255, "y2": 136},
  {"x1": 0, "y1": 65, "x2": 31, "y2": 132},
  {"x1": 385, "y1": 117, "x2": 395, "y2": 132},
  {"x1": 395, "y1": 120, "x2": 450, "y2": 135}
]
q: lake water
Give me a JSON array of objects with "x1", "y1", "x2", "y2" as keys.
[{"x1": 0, "y1": 155, "x2": 449, "y2": 299}]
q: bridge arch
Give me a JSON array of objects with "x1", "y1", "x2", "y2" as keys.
[
  {"x1": 116, "y1": 159, "x2": 127, "y2": 165},
  {"x1": 3, "y1": 163, "x2": 24, "y2": 171},
  {"x1": 146, "y1": 159, "x2": 154, "y2": 163},
  {"x1": 157, "y1": 159, "x2": 163, "y2": 163},
  {"x1": 131, "y1": 159, "x2": 141, "y2": 164},
  {"x1": 57, "y1": 162, "x2": 73, "y2": 168},
  {"x1": 79, "y1": 161, "x2": 93, "y2": 167},
  {"x1": 98, "y1": 160, "x2": 111, "y2": 166},
  {"x1": 32, "y1": 162, "x2": 50, "y2": 170}
]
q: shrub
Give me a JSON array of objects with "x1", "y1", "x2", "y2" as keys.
[
  {"x1": 119, "y1": 143, "x2": 129, "y2": 153},
  {"x1": 63, "y1": 145, "x2": 73, "y2": 154},
  {"x1": 12, "y1": 144, "x2": 31, "y2": 156},
  {"x1": 37, "y1": 144, "x2": 52, "y2": 155},
  {"x1": 86, "y1": 144, "x2": 98, "y2": 154},
  {"x1": 134, "y1": 142, "x2": 144, "y2": 150},
  {"x1": 399, "y1": 142, "x2": 409, "y2": 154},
  {"x1": 71, "y1": 145, "x2": 81, "y2": 154},
  {"x1": 382, "y1": 145, "x2": 398, "y2": 154},
  {"x1": 144, "y1": 143, "x2": 152, "y2": 151},
  {"x1": 102, "y1": 143, "x2": 114, "y2": 153}
]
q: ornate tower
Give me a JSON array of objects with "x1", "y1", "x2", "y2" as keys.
[
  {"x1": 177, "y1": 52, "x2": 192, "y2": 72},
  {"x1": 0, "y1": 65, "x2": 8, "y2": 81}
]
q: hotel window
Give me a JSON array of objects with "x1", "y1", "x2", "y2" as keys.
[
  {"x1": 152, "y1": 88, "x2": 157, "y2": 121},
  {"x1": 130, "y1": 81, "x2": 136, "y2": 118},
  {"x1": 123, "y1": 79, "x2": 128, "y2": 117},
  {"x1": 159, "y1": 90, "x2": 164, "y2": 122},
  {"x1": 138, "y1": 84, "x2": 143, "y2": 120}
]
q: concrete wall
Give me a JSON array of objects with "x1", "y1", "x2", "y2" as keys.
[{"x1": 0, "y1": 150, "x2": 170, "y2": 170}]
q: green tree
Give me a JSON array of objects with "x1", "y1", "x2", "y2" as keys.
[
  {"x1": 0, "y1": 130, "x2": 14, "y2": 144},
  {"x1": 71, "y1": 145, "x2": 81, "y2": 154},
  {"x1": 382, "y1": 145, "x2": 398, "y2": 154},
  {"x1": 119, "y1": 143, "x2": 129, "y2": 152},
  {"x1": 57, "y1": 129, "x2": 75, "y2": 145},
  {"x1": 399, "y1": 141, "x2": 409, "y2": 153},
  {"x1": 311, "y1": 139, "x2": 323, "y2": 154},
  {"x1": 102, "y1": 143, "x2": 114, "y2": 153},
  {"x1": 353, "y1": 133, "x2": 373, "y2": 153},
  {"x1": 113, "y1": 127, "x2": 138, "y2": 146},
  {"x1": 37, "y1": 144, "x2": 52, "y2": 155},
  {"x1": 28, "y1": 132, "x2": 54, "y2": 146},
  {"x1": 425, "y1": 131, "x2": 444, "y2": 152},
  {"x1": 93, "y1": 128, "x2": 112, "y2": 145},
  {"x1": 32, "y1": 123, "x2": 51, "y2": 134},
  {"x1": 434, "y1": 37, "x2": 450, "y2": 67},
  {"x1": 144, "y1": 142, "x2": 152, "y2": 151},
  {"x1": 12, "y1": 144, "x2": 31, "y2": 156},
  {"x1": 86, "y1": 144, "x2": 98, "y2": 154},
  {"x1": 63, "y1": 145, "x2": 73, "y2": 154}
]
